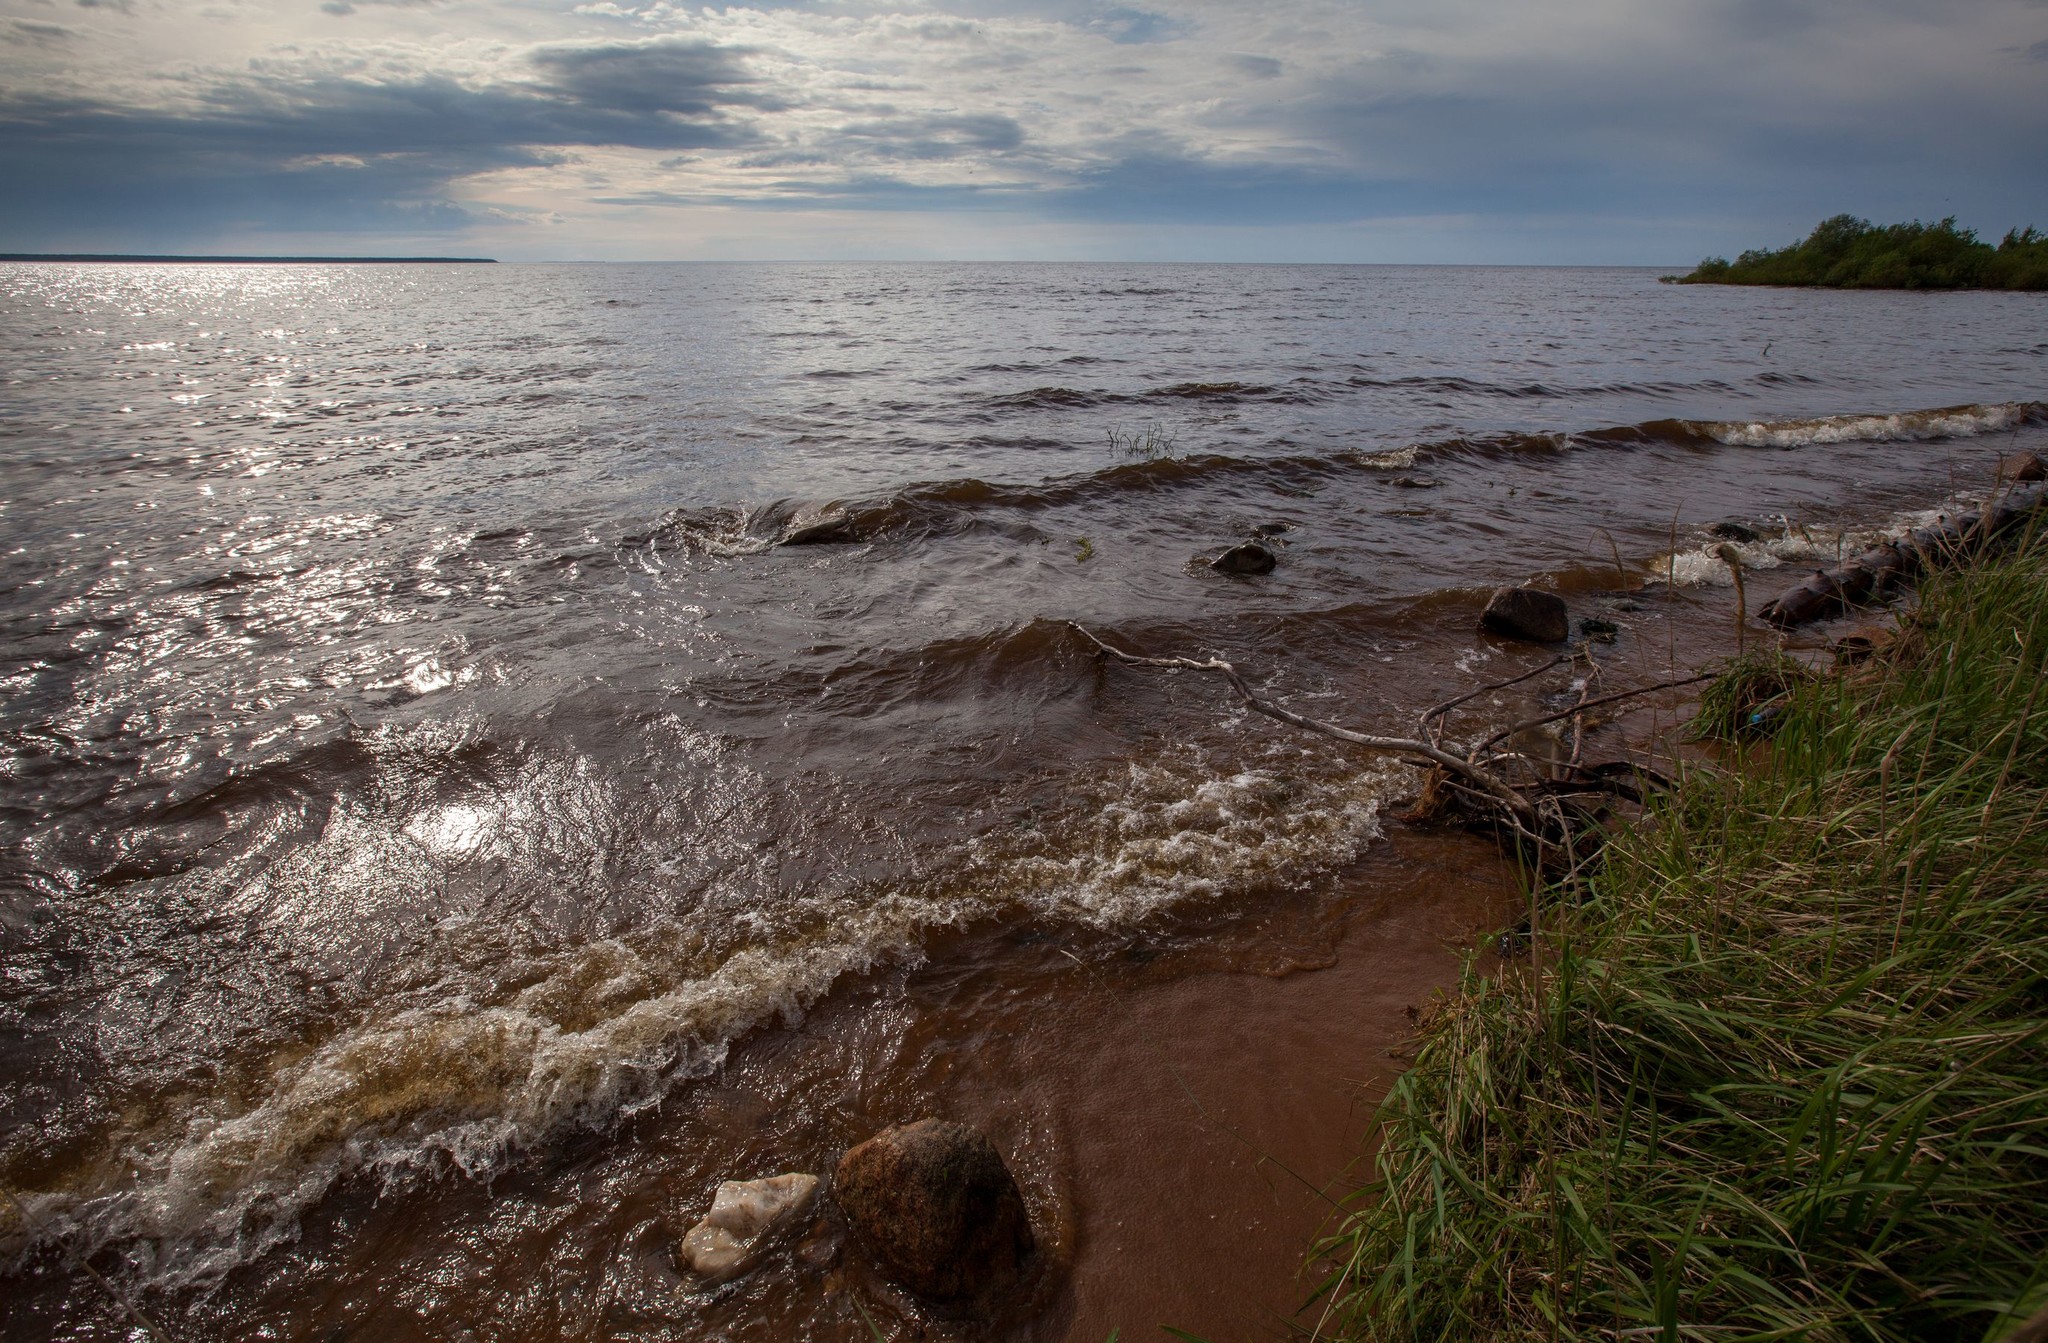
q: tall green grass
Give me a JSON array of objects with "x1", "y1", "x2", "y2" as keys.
[{"x1": 1314, "y1": 545, "x2": 2048, "y2": 1341}]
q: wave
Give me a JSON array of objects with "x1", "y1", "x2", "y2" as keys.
[
  {"x1": 648, "y1": 401, "x2": 2039, "y2": 554},
  {"x1": 0, "y1": 718, "x2": 1398, "y2": 1292},
  {"x1": 977, "y1": 380, "x2": 1314, "y2": 412},
  {"x1": 1690, "y1": 401, "x2": 2036, "y2": 448}
]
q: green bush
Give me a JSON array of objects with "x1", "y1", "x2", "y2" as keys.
[{"x1": 1673, "y1": 214, "x2": 2048, "y2": 290}]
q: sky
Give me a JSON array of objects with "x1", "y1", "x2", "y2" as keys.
[{"x1": 2, "y1": 0, "x2": 2045, "y2": 262}]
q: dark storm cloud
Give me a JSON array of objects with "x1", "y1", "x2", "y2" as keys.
[
  {"x1": 0, "y1": 41, "x2": 771, "y2": 243},
  {"x1": 528, "y1": 37, "x2": 781, "y2": 115}
]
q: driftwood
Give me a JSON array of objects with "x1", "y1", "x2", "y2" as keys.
[
  {"x1": 1758, "y1": 481, "x2": 2047, "y2": 627},
  {"x1": 1069, "y1": 623, "x2": 1702, "y2": 867}
]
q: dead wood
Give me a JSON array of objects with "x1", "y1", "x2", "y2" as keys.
[
  {"x1": 1068, "y1": 622, "x2": 1709, "y2": 870},
  {"x1": 1758, "y1": 481, "x2": 2047, "y2": 627}
]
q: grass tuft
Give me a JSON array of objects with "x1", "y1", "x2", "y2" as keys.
[
  {"x1": 1687, "y1": 651, "x2": 1812, "y2": 742},
  {"x1": 1313, "y1": 542, "x2": 2048, "y2": 1342}
]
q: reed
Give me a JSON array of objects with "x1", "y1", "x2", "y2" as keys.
[{"x1": 1311, "y1": 541, "x2": 2048, "y2": 1342}]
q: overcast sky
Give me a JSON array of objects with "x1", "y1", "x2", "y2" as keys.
[{"x1": 3, "y1": 0, "x2": 2045, "y2": 262}]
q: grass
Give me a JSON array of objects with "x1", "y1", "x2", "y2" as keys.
[
  {"x1": 1109, "y1": 422, "x2": 1181, "y2": 460},
  {"x1": 1311, "y1": 540, "x2": 2048, "y2": 1342},
  {"x1": 1670, "y1": 215, "x2": 2048, "y2": 290},
  {"x1": 1686, "y1": 650, "x2": 1812, "y2": 743}
]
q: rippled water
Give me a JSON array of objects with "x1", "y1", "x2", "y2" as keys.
[{"x1": 1, "y1": 261, "x2": 2043, "y2": 1338}]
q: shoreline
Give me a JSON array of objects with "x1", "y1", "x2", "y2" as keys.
[{"x1": 1314, "y1": 532, "x2": 2048, "y2": 1340}]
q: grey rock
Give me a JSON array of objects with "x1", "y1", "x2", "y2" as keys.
[
  {"x1": 1480, "y1": 586, "x2": 1570, "y2": 643},
  {"x1": 781, "y1": 503, "x2": 859, "y2": 545},
  {"x1": 679, "y1": 1172, "x2": 822, "y2": 1283},
  {"x1": 1211, "y1": 541, "x2": 1277, "y2": 575}
]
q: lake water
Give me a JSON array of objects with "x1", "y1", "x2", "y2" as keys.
[{"x1": 1, "y1": 261, "x2": 2042, "y2": 1340}]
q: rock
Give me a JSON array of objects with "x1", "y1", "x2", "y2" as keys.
[
  {"x1": 781, "y1": 503, "x2": 858, "y2": 545},
  {"x1": 1480, "y1": 586, "x2": 1570, "y2": 643},
  {"x1": 1211, "y1": 541, "x2": 1277, "y2": 575},
  {"x1": 1390, "y1": 475, "x2": 1441, "y2": 489},
  {"x1": 1998, "y1": 451, "x2": 2047, "y2": 484},
  {"x1": 1252, "y1": 521, "x2": 1293, "y2": 537},
  {"x1": 834, "y1": 1119, "x2": 1034, "y2": 1302},
  {"x1": 1708, "y1": 520, "x2": 1761, "y2": 543},
  {"x1": 794, "y1": 1225, "x2": 843, "y2": 1272},
  {"x1": 1578, "y1": 616, "x2": 1620, "y2": 641},
  {"x1": 679, "y1": 1172, "x2": 822, "y2": 1283}
]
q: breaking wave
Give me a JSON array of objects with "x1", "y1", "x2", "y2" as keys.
[
  {"x1": 645, "y1": 402, "x2": 2042, "y2": 553},
  {"x1": 0, "y1": 716, "x2": 1398, "y2": 1292}
]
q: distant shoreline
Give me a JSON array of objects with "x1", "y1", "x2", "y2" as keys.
[{"x1": 0, "y1": 254, "x2": 497, "y2": 265}]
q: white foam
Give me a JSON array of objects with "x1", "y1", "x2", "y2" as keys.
[
  {"x1": 1700, "y1": 402, "x2": 2025, "y2": 449},
  {"x1": 6, "y1": 742, "x2": 1403, "y2": 1291},
  {"x1": 1654, "y1": 500, "x2": 1979, "y2": 589},
  {"x1": 975, "y1": 746, "x2": 1399, "y2": 927}
]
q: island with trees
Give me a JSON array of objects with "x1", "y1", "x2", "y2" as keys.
[{"x1": 1669, "y1": 215, "x2": 2047, "y2": 289}]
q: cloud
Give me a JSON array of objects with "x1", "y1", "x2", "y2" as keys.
[
  {"x1": 0, "y1": 38, "x2": 774, "y2": 244},
  {"x1": 828, "y1": 112, "x2": 1025, "y2": 160},
  {"x1": 1, "y1": 0, "x2": 2044, "y2": 258},
  {"x1": 1080, "y1": 6, "x2": 1191, "y2": 45},
  {"x1": 529, "y1": 36, "x2": 778, "y2": 115},
  {"x1": 321, "y1": 0, "x2": 445, "y2": 17},
  {"x1": 9, "y1": 18, "x2": 78, "y2": 45},
  {"x1": 1225, "y1": 53, "x2": 1283, "y2": 78}
]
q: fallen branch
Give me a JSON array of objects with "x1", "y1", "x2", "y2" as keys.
[{"x1": 1067, "y1": 623, "x2": 1537, "y2": 822}]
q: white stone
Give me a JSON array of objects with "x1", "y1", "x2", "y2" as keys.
[{"x1": 679, "y1": 1172, "x2": 821, "y2": 1283}]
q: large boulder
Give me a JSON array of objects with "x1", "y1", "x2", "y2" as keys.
[
  {"x1": 1211, "y1": 541, "x2": 1277, "y2": 575},
  {"x1": 679, "y1": 1172, "x2": 821, "y2": 1283},
  {"x1": 833, "y1": 1119, "x2": 1034, "y2": 1302},
  {"x1": 1480, "y1": 586, "x2": 1570, "y2": 643}
]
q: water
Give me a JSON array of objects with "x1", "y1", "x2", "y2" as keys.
[{"x1": 1, "y1": 261, "x2": 2043, "y2": 1340}]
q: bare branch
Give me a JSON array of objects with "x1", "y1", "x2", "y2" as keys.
[
  {"x1": 1068, "y1": 623, "x2": 1537, "y2": 821},
  {"x1": 1474, "y1": 671, "x2": 1714, "y2": 755},
  {"x1": 1419, "y1": 653, "x2": 1571, "y2": 747}
]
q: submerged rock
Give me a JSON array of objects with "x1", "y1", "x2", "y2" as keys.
[
  {"x1": 679, "y1": 1172, "x2": 822, "y2": 1283},
  {"x1": 781, "y1": 506, "x2": 858, "y2": 545},
  {"x1": 1579, "y1": 615, "x2": 1621, "y2": 642},
  {"x1": 1708, "y1": 519, "x2": 1762, "y2": 542},
  {"x1": 1211, "y1": 541, "x2": 1277, "y2": 575},
  {"x1": 1480, "y1": 586, "x2": 1570, "y2": 643},
  {"x1": 834, "y1": 1119, "x2": 1034, "y2": 1302},
  {"x1": 1999, "y1": 451, "x2": 2047, "y2": 484}
]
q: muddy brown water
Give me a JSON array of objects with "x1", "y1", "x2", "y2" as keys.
[{"x1": 1, "y1": 261, "x2": 2042, "y2": 1339}]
